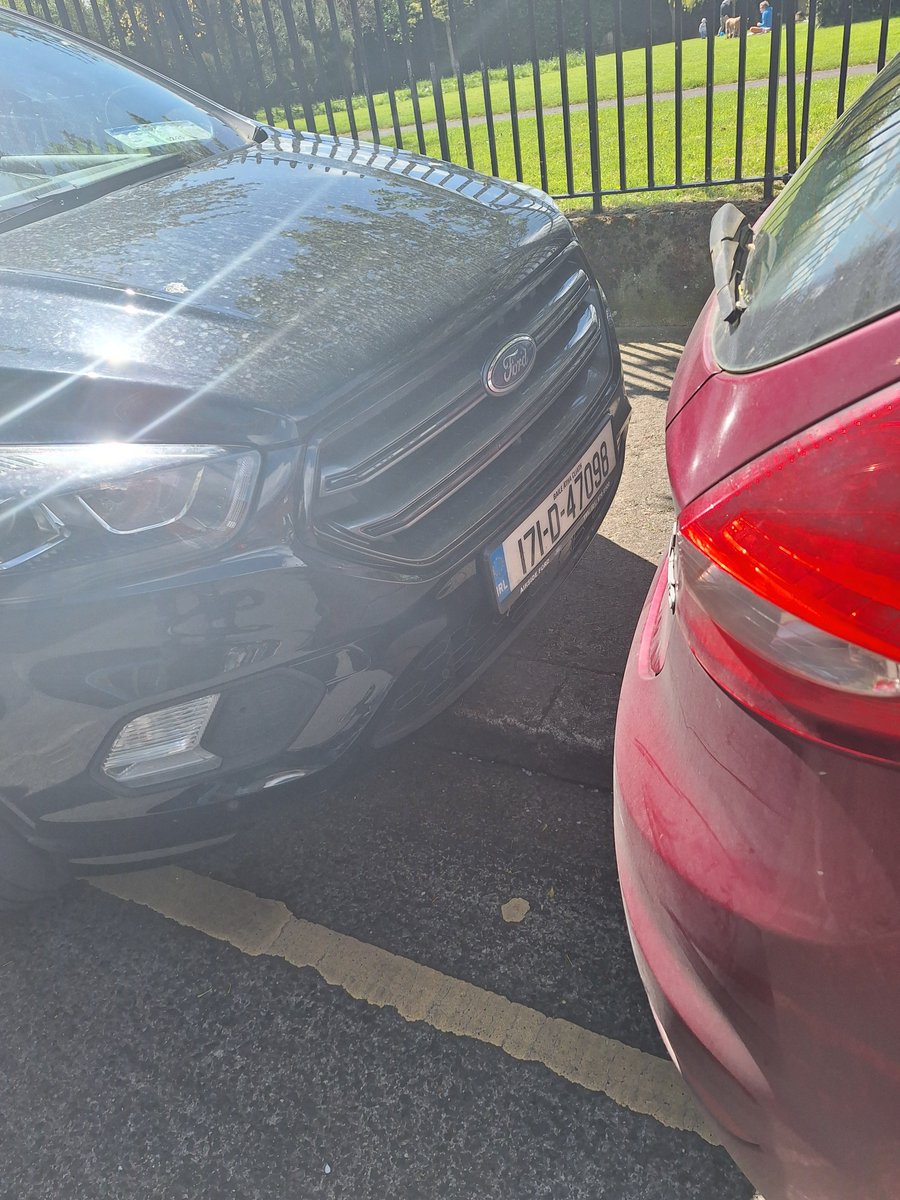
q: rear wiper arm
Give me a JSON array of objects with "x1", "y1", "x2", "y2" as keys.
[{"x1": 710, "y1": 203, "x2": 754, "y2": 326}]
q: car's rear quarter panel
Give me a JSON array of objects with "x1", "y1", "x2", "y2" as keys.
[
  {"x1": 665, "y1": 304, "x2": 900, "y2": 510},
  {"x1": 614, "y1": 561, "x2": 900, "y2": 1200}
]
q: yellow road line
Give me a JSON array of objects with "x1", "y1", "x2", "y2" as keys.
[{"x1": 92, "y1": 866, "x2": 716, "y2": 1145}]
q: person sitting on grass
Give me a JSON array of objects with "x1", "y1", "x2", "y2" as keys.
[{"x1": 749, "y1": 0, "x2": 774, "y2": 32}]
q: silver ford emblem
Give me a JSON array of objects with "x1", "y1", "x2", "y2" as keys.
[{"x1": 483, "y1": 335, "x2": 537, "y2": 396}]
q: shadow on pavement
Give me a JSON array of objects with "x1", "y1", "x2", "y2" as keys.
[
  {"x1": 619, "y1": 337, "x2": 688, "y2": 403},
  {"x1": 421, "y1": 535, "x2": 660, "y2": 789}
]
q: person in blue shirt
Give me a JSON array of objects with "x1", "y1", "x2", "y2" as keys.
[{"x1": 750, "y1": 0, "x2": 774, "y2": 32}]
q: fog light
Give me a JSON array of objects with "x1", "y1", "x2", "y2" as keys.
[{"x1": 103, "y1": 694, "x2": 221, "y2": 786}]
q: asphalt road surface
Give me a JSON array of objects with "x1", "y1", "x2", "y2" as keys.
[{"x1": 0, "y1": 337, "x2": 760, "y2": 1200}]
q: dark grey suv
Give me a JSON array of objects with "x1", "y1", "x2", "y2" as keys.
[{"x1": 0, "y1": 10, "x2": 629, "y2": 905}]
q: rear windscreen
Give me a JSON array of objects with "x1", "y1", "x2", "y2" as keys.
[{"x1": 713, "y1": 57, "x2": 900, "y2": 374}]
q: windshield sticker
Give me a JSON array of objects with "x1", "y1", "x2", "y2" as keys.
[{"x1": 106, "y1": 121, "x2": 213, "y2": 150}]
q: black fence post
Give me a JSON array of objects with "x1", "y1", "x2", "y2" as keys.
[
  {"x1": 85, "y1": 0, "x2": 112, "y2": 46},
  {"x1": 527, "y1": 0, "x2": 549, "y2": 193},
  {"x1": 146, "y1": 0, "x2": 182, "y2": 83},
  {"x1": 52, "y1": 0, "x2": 72, "y2": 31},
  {"x1": 735, "y1": 0, "x2": 749, "y2": 180},
  {"x1": 154, "y1": 0, "x2": 190, "y2": 82},
  {"x1": 372, "y1": 0, "x2": 405, "y2": 149},
  {"x1": 785, "y1": 0, "x2": 798, "y2": 176},
  {"x1": 556, "y1": 0, "x2": 574, "y2": 198},
  {"x1": 837, "y1": 0, "x2": 853, "y2": 117},
  {"x1": 475, "y1": 0, "x2": 500, "y2": 177},
  {"x1": 104, "y1": 0, "x2": 132, "y2": 55},
  {"x1": 446, "y1": 0, "x2": 474, "y2": 169},
  {"x1": 301, "y1": 0, "x2": 337, "y2": 135},
  {"x1": 348, "y1": 0, "x2": 380, "y2": 142},
  {"x1": 877, "y1": 0, "x2": 891, "y2": 71},
  {"x1": 612, "y1": 0, "x2": 627, "y2": 191},
  {"x1": 704, "y1": 0, "x2": 715, "y2": 185},
  {"x1": 68, "y1": 0, "x2": 90, "y2": 40},
  {"x1": 395, "y1": 0, "x2": 428, "y2": 155},
  {"x1": 325, "y1": 0, "x2": 359, "y2": 139},
  {"x1": 285, "y1": 3, "x2": 318, "y2": 130},
  {"x1": 763, "y1": 1, "x2": 783, "y2": 199},
  {"x1": 421, "y1": 0, "x2": 451, "y2": 161},
  {"x1": 800, "y1": 0, "x2": 817, "y2": 160},
  {"x1": 189, "y1": 0, "x2": 227, "y2": 93},
  {"x1": 258, "y1": 0, "x2": 297, "y2": 129},
  {"x1": 234, "y1": 0, "x2": 275, "y2": 125},
  {"x1": 118, "y1": 0, "x2": 150, "y2": 62},
  {"x1": 395, "y1": 0, "x2": 428, "y2": 154},
  {"x1": 502, "y1": 0, "x2": 524, "y2": 181},
  {"x1": 215, "y1": 0, "x2": 251, "y2": 113},
  {"x1": 644, "y1": 0, "x2": 655, "y2": 191},
  {"x1": 583, "y1": 0, "x2": 602, "y2": 211}
]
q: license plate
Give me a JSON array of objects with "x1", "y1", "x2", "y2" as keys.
[{"x1": 488, "y1": 423, "x2": 617, "y2": 610}]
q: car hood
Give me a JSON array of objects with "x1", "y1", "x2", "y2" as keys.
[{"x1": 0, "y1": 138, "x2": 570, "y2": 439}]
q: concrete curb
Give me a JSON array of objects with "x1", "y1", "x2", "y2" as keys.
[{"x1": 417, "y1": 657, "x2": 621, "y2": 789}]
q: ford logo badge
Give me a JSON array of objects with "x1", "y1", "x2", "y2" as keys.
[{"x1": 483, "y1": 335, "x2": 537, "y2": 396}]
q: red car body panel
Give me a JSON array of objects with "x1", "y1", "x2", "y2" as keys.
[
  {"x1": 664, "y1": 298, "x2": 721, "y2": 424},
  {"x1": 666, "y1": 302, "x2": 900, "y2": 509},
  {"x1": 615, "y1": 562, "x2": 900, "y2": 1200},
  {"x1": 616, "y1": 59, "x2": 900, "y2": 1197}
]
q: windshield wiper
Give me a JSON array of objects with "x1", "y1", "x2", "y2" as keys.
[
  {"x1": 0, "y1": 154, "x2": 184, "y2": 234},
  {"x1": 710, "y1": 203, "x2": 754, "y2": 326},
  {"x1": 0, "y1": 183, "x2": 78, "y2": 229}
]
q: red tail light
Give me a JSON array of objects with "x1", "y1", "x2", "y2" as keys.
[{"x1": 675, "y1": 386, "x2": 900, "y2": 761}]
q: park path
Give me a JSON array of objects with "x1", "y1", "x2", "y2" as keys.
[{"x1": 350, "y1": 61, "x2": 876, "y2": 142}]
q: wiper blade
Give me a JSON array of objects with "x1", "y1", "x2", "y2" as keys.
[
  {"x1": 709, "y1": 203, "x2": 754, "y2": 325},
  {"x1": 0, "y1": 184, "x2": 77, "y2": 229},
  {"x1": 0, "y1": 154, "x2": 182, "y2": 234}
]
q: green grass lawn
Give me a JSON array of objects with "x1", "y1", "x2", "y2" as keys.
[
  {"x1": 407, "y1": 71, "x2": 871, "y2": 207},
  {"x1": 261, "y1": 16, "x2": 897, "y2": 140}
]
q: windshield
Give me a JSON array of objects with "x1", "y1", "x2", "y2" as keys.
[
  {"x1": 0, "y1": 13, "x2": 252, "y2": 219},
  {"x1": 713, "y1": 55, "x2": 900, "y2": 373}
]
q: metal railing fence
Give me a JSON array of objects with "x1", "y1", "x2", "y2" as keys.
[{"x1": 4, "y1": 0, "x2": 897, "y2": 207}]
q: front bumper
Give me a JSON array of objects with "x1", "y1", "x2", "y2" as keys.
[
  {"x1": 613, "y1": 560, "x2": 900, "y2": 1200},
  {"x1": 1, "y1": 395, "x2": 627, "y2": 867}
]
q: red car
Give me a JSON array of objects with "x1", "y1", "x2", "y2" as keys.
[{"x1": 613, "y1": 59, "x2": 899, "y2": 1200}]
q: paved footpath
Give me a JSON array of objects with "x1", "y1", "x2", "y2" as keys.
[
  {"x1": 0, "y1": 335, "x2": 761, "y2": 1200},
  {"x1": 348, "y1": 64, "x2": 877, "y2": 141}
]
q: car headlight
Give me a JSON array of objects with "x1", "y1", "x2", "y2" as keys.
[{"x1": 0, "y1": 443, "x2": 260, "y2": 570}]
